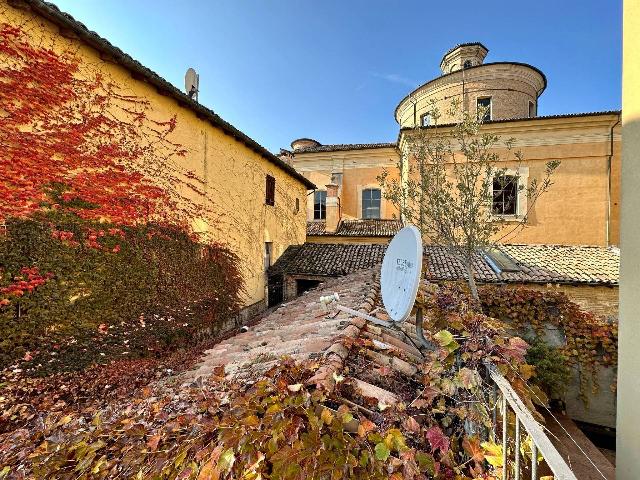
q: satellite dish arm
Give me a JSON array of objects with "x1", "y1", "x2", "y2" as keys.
[{"x1": 414, "y1": 308, "x2": 436, "y2": 351}]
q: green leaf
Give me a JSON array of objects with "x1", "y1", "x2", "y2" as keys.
[
  {"x1": 433, "y1": 330, "x2": 454, "y2": 347},
  {"x1": 218, "y1": 448, "x2": 235, "y2": 472},
  {"x1": 374, "y1": 442, "x2": 390, "y2": 461},
  {"x1": 415, "y1": 451, "x2": 435, "y2": 475}
]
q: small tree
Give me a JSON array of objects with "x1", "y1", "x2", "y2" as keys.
[{"x1": 379, "y1": 100, "x2": 559, "y2": 301}]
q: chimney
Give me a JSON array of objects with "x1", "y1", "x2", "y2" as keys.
[{"x1": 325, "y1": 183, "x2": 340, "y2": 233}]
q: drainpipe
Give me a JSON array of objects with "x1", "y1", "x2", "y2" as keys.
[{"x1": 606, "y1": 115, "x2": 621, "y2": 246}]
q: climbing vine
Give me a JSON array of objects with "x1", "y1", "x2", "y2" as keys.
[
  {"x1": 0, "y1": 280, "x2": 541, "y2": 479},
  {"x1": 0, "y1": 20, "x2": 244, "y2": 383},
  {"x1": 479, "y1": 285, "x2": 618, "y2": 398}
]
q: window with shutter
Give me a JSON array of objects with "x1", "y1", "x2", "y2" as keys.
[{"x1": 265, "y1": 175, "x2": 275, "y2": 206}]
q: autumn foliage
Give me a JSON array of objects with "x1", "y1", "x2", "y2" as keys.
[
  {"x1": 0, "y1": 284, "x2": 538, "y2": 479},
  {"x1": 480, "y1": 285, "x2": 618, "y2": 397},
  {"x1": 0, "y1": 23, "x2": 191, "y2": 225},
  {"x1": 0, "y1": 17, "x2": 244, "y2": 423}
]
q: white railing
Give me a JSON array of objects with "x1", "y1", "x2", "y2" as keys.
[{"x1": 487, "y1": 364, "x2": 578, "y2": 480}]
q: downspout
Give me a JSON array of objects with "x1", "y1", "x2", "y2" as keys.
[{"x1": 606, "y1": 115, "x2": 621, "y2": 246}]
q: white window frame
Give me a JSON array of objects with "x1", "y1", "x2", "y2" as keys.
[
  {"x1": 311, "y1": 190, "x2": 327, "y2": 221},
  {"x1": 421, "y1": 113, "x2": 432, "y2": 127},
  {"x1": 476, "y1": 96, "x2": 492, "y2": 121},
  {"x1": 488, "y1": 166, "x2": 529, "y2": 220},
  {"x1": 357, "y1": 184, "x2": 384, "y2": 220}
]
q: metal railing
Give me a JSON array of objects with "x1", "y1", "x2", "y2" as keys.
[{"x1": 487, "y1": 364, "x2": 578, "y2": 480}]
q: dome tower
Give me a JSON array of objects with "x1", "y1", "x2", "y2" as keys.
[{"x1": 395, "y1": 43, "x2": 546, "y2": 127}]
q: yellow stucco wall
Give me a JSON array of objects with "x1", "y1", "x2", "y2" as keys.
[
  {"x1": 4, "y1": 3, "x2": 308, "y2": 307},
  {"x1": 399, "y1": 115, "x2": 621, "y2": 246},
  {"x1": 295, "y1": 117, "x2": 620, "y2": 247},
  {"x1": 295, "y1": 148, "x2": 401, "y2": 221}
]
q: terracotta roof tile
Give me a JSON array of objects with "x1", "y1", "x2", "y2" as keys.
[
  {"x1": 185, "y1": 269, "x2": 379, "y2": 383},
  {"x1": 307, "y1": 219, "x2": 403, "y2": 237}
]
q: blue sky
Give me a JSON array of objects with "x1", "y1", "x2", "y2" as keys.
[{"x1": 52, "y1": 1, "x2": 622, "y2": 153}]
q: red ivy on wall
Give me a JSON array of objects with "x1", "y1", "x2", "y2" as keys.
[{"x1": 0, "y1": 23, "x2": 194, "y2": 227}]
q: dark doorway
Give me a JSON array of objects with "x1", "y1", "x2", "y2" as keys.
[
  {"x1": 267, "y1": 274, "x2": 283, "y2": 307},
  {"x1": 296, "y1": 279, "x2": 321, "y2": 296}
]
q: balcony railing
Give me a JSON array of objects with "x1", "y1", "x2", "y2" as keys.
[{"x1": 486, "y1": 363, "x2": 579, "y2": 480}]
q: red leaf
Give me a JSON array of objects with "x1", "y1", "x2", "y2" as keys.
[
  {"x1": 146, "y1": 434, "x2": 161, "y2": 451},
  {"x1": 426, "y1": 426, "x2": 450, "y2": 454}
]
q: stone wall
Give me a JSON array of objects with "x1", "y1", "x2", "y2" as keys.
[{"x1": 507, "y1": 283, "x2": 619, "y2": 318}]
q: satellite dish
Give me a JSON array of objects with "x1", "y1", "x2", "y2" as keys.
[
  {"x1": 185, "y1": 67, "x2": 199, "y2": 101},
  {"x1": 380, "y1": 225, "x2": 423, "y2": 322}
]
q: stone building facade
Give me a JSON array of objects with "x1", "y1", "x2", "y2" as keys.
[{"x1": 286, "y1": 43, "x2": 621, "y2": 248}]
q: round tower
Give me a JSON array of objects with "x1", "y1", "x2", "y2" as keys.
[
  {"x1": 290, "y1": 138, "x2": 321, "y2": 152},
  {"x1": 395, "y1": 43, "x2": 546, "y2": 127}
]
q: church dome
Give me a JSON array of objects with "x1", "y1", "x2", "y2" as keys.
[{"x1": 395, "y1": 44, "x2": 547, "y2": 127}]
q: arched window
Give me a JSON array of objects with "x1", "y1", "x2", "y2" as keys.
[{"x1": 463, "y1": 60, "x2": 473, "y2": 69}]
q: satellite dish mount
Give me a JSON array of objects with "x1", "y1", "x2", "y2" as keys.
[{"x1": 327, "y1": 225, "x2": 434, "y2": 350}]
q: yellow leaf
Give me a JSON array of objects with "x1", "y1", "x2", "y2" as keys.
[
  {"x1": 242, "y1": 415, "x2": 260, "y2": 427},
  {"x1": 320, "y1": 407, "x2": 334, "y2": 425},
  {"x1": 57, "y1": 415, "x2": 73, "y2": 427},
  {"x1": 519, "y1": 363, "x2": 536, "y2": 380},
  {"x1": 481, "y1": 441, "x2": 504, "y2": 467}
]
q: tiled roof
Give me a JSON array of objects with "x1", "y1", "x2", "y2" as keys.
[
  {"x1": 272, "y1": 243, "x2": 620, "y2": 286},
  {"x1": 274, "y1": 243, "x2": 387, "y2": 277},
  {"x1": 186, "y1": 268, "x2": 427, "y2": 405},
  {"x1": 22, "y1": 1, "x2": 315, "y2": 190},
  {"x1": 307, "y1": 219, "x2": 403, "y2": 237},
  {"x1": 185, "y1": 269, "x2": 382, "y2": 381},
  {"x1": 293, "y1": 142, "x2": 396, "y2": 153},
  {"x1": 306, "y1": 222, "x2": 327, "y2": 236}
]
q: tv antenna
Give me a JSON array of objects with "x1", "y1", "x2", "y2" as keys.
[
  {"x1": 185, "y1": 67, "x2": 199, "y2": 102},
  {"x1": 323, "y1": 225, "x2": 434, "y2": 349}
]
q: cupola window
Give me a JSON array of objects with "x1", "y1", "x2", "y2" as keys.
[
  {"x1": 463, "y1": 60, "x2": 473, "y2": 69},
  {"x1": 477, "y1": 97, "x2": 492, "y2": 122}
]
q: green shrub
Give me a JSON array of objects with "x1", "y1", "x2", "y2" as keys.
[{"x1": 524, "y1": 338, "x2": 572, "y2": 399}]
